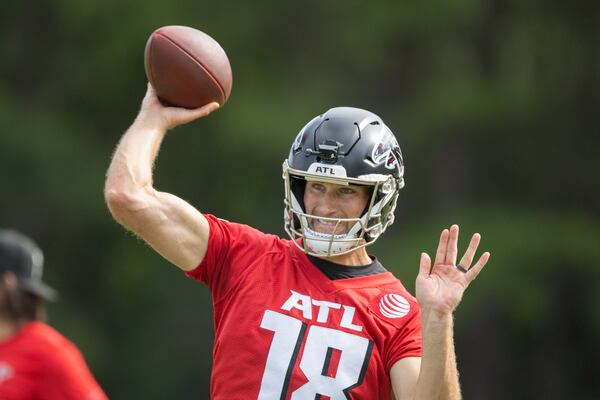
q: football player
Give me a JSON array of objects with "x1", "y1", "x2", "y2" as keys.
[
  {"x1": 105, "y1": 83, "x2": 489, "y2": 399},
  {"x1": 0, "y1": 230, "x2": 107, "y2": 400}
]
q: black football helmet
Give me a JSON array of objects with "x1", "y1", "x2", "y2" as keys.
[
  {"x1": 282, "y1": 107, "x2": 405, "y2": 256},
  {"x1": 0, "y1": 229, "x2": 57, "y2": 301}
]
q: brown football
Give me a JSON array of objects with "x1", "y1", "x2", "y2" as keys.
[{"x1": 144, "y1": 25, "x2": 232, "y2": 108}]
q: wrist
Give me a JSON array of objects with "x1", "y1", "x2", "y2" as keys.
[
  {"x1": 134, "y1": 110, "x2": 170, "y2": 133},
  {"x1": 421, "y1": 307, "x2": 454, "y2": 323}
]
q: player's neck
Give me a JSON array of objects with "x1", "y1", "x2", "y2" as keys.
[
  {"x1": 321, "y1": 247, "x2": 371, "y2": 267},
  {"x1": 0, "y1": 317, "x2": 22, "y2": 342}
]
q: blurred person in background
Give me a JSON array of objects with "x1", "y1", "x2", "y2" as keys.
[
  {"x1": 105, "y1": 84, "x2": 489, "y2": 399},
  {"x1": 0, "y1": 229, "x2": 107, "y2": 400}
]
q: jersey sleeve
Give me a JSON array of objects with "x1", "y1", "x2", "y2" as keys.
[
  {"x1": 185, "y1": 214, "x2": 282, "y2": 301},
  {"x1": 384, "y1": 298, "x2": 422, "y2": 370},
  {"x1": 41, "y1": 341, "x2": 108, "y2": 400}
]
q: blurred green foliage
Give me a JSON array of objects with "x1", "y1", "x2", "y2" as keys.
[{"x1": 1, "y1": 0, "x2": 598, "y2": 398}]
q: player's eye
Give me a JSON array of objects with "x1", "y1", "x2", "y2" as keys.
[
  {"x1": 338, "y1": 188, "x2": 356, "y2": 195},
  {"x1": 310, "y1": 183, "x2": 325, "y2": 192}
]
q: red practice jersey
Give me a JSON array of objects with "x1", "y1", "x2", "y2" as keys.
[
  {"x1": 186, "y1": 215, "x2": 422, "y2": 399},
  {"x1": 0, "y1": 321, "x2": 107, "y2": 400}
]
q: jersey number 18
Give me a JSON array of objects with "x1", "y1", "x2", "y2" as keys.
[{"x1": 258, "y1": 310, "x2": 373, "y2": 399}]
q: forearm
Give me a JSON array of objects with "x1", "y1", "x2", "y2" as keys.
[
  {"x1": 105, "y1": 114, "x2": 167, "y2": 196},
  {"x1": 415, "y1": 309, "x2": 461, "y2": 400}
]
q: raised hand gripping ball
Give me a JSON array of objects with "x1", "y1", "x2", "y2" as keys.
[{"x1": 144, "y1": 25, "x2": 232, "y2": 108}]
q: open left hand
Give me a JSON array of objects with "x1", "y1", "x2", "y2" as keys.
[{"x1": 416, "y1": 224, "x2": 490, "y2": 314}]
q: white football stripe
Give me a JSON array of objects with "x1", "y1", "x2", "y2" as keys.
[
  {"x1": 380, "y1": 302, "x2": 407, "y2": 316},
  {"x1": 382, "y1": 296, "x2": 409, "y2": 312},
  {"x1": 380, "y1": 303, "x2": 407, "y2": 318},
  {"x1": 383, "y1": 299, "x2": 410, "y2": 311},
  {"x1": 380, "y1": 308, "x2": 399, "y2": 319},
  {"x1": 388, "y1": 294, "x2": 410, "y2": 308}
]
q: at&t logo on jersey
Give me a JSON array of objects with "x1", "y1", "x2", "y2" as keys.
[
  {"x1": 379, "y1": 293, "x2": 410, "y2": 319},
  {"x1": 0, "y1": 362, "x2": 14, "y2": 383}
]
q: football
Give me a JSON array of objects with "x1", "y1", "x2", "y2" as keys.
[{"x1": 144, "y1": 25, "x2": 232, "y2": 108}]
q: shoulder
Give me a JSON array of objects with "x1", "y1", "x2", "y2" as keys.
[
  {"x1": 372, "y1": 272, "x2": 419, "y2": 311},
  {"x1": 205, "y1": 214, "x2": 292, "y2": 251},
  {"x1": 351, "y1": 275, "x2": 420, "y2": 329},
  {"x1": 330, "y1": 274, "x2": 419, "y2": 327},
  {"x1": 3, "y1": 323, "x2": 106, "y2": 400},
  {"x1": 377, "y1": 279, "x2": 420, "y2": 325},
  {"x1": 357, "y1": 281, "x2": 422, "y2": 369},
  {"x1": 186, "y1": 214, "x2": 297, "y2": 287},
  {"x1": 21, "y1": 322, "x2": 74, "y2": 349},
  {"x1": 23, "y1": 322, "x2": 85, "y2": 365}
]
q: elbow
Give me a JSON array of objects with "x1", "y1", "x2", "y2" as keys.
[
  {"x1": 104, "y1": 188, "x2": 132, "y2": 222},
  {"x1": 104, "y1": 186, "x2": 149, "y2": 228},
  {"x1": 104, "y1": 187, "x2": 131, "y2": 215}
]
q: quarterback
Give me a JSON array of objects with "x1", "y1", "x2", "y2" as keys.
[{"x1": 105, "y1": 84, "x2": 490, "y2": 399}]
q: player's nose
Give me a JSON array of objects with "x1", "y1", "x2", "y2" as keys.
[{"x1": 316, "y1": 192, "x2": 340, "y2": 215}]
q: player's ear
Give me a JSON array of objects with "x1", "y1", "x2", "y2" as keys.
[{"x1": 0, "y1": 272, "x2": 18, "y2": 290}]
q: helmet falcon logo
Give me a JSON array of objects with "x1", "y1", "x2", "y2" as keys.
[
  {"x1": 385, "y1": 145, "x2": 403, "y2": 169},
  {"x1": 371, "y1": 133, "x2": 403, "y2": 172}
]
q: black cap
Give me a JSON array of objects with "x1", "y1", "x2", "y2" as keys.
[{"x1": 0, "y1": 229, "x2": 58, "y2": 301}]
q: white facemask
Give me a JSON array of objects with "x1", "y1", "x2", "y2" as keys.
[{"x1": 302, "y1": 226, "x2": 361, "y2": 256}]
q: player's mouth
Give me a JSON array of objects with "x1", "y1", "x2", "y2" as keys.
[{"x1": 310, "y1": 217, "x2": 349, "y2": 235}]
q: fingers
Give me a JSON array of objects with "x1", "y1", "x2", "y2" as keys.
[
  {"x1": 458, "y1": 233, "x2": 481, "y2": 268},
  {"x1": 178, "y1": 102, "x2": 220, "y2": 120},
  {"x1": 419, "y1": 252, "x2": 432, "y2": 277},
  {"x1": 466, "y1": 251, "x2": 490, "y2": 281},
  {"x1": 142, "y1": 81, "x2": 220, "y2": 121},
  {"x1": 434, "y1": 229, "x2": 449, "y2": 266},
  {"x1": 166, "y1": 102, "x2": 220, "y2": 129},
  {"x1": 444, "y1": 224, "x2": 459, "y2": 266},
  {"x1": 205, "y1": 101, "x2": 221, "y2": 114}
]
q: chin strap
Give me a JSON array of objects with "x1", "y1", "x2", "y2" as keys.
[{"x1": 302, "y1": 226, "x2": 359, "y2": 256}]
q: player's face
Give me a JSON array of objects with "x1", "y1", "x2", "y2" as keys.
[{"x1": 303, "y1": 181, "x2": 370, "y2": 235}]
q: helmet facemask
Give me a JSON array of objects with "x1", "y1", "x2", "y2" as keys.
[{"x1": 283, "y1": 161, "x2": 399, "y2": 257}]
